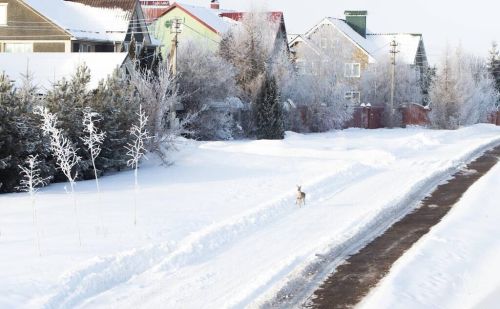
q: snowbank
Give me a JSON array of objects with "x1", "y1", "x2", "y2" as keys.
[{"x1": 359, "y1": 158, "x2": 500, "y2": 309}]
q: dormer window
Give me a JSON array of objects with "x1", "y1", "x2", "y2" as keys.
[{"x1": 0, "y1": 3, "x2": 7, "y2": 26}]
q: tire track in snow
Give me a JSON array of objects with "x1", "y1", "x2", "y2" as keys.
[{"x1": 35, "y1": 163, "x2": 375, "y2": 309}]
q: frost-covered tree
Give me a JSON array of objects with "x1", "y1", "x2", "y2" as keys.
[
  {"x1": 81, "y1": 108, "x2": 106, "y2": 193},
  {"x1": 219, "y1": 11, "x2": 281, "y2": 101},
  {"x1": 429, "y1": 46, "x2": 499, "y2": 129},
  {"x1": 255, "y1": 73, "x2": 284, "y2": 139},
  {"x1": 281, "y1": 37, "x2": 355, "y2": 132},
  {"x1": 361, "y1": 57, "x2": 424, "y2": 126},
  {"x1": 129, "y1": 61, "x2": 186, "y2": 157},
  {"x1": 125, "y1": 104, "x2": 150, "y2": 225},
  {"x1": 177, "y1": 40, "x2": 240, "y2": 140},
  {"x1": 17, "y1": 155, "x2": 50, "y2": 256},
  {"x1": 487, "y1": 41, "x2": 500, "y2": 105},
  {"x1": 35, "y1": 106, "x2": 82, "y2": 245}
]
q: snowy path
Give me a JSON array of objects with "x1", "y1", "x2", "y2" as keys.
[
  {"x1": 359, "y1": 152, "x2": 500, "y2": 309},
  {"x1": 1, "y1": 125, "x2": 500, "y2": 309}
]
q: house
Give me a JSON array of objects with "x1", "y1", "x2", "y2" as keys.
[
  {"x1": 0, "y1": 0, "x2": 153, "y2": 54},
  {"x1": 149, "y1": 1, "x2": 288, "y2": 57},
  {"x1": 289, "y1": 11, "x2": 428, "y2": 103},
  {"x1": 149, "y1": 1, "x2": 236, "y2": 55}
]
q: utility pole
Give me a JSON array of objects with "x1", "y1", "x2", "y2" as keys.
[
  {"x1": 168, "y1": 17, "x2": 183, "y2": 129},
  {"x1": 389, "y1": 39, "x2": 399, "y2": 127}
]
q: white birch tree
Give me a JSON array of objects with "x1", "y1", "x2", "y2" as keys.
[
  {"x1": 81, "y1": 108, "x2": 106, "y2": 193},
  {"x1": 35, "y1": 106, "x2": 82, "y2": 245},
  {"x1": 17, "y1": 155, "x2": 50, "y2": 256},
  {"x1": 125, "y1": 104, "x2": 150, "y2": 226}
]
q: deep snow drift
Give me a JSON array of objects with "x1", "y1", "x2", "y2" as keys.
[
  {"x1": 359, "y1": 157, "x2": 500, "y2": 309},
  {"x1": 1, "y1": 125, "x2": 499, "y2": 309}
]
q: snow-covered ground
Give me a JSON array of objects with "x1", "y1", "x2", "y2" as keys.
[
  {"x1": 1, "y1": 125, "x2": 499, "y2": 309},
  {"x1": 359, "y1": 153, "x2": 500, "y2": 309}
]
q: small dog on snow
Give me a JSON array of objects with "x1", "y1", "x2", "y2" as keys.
[{"x1": 296, "y1": 185, "x2": 306, "y2": 207}]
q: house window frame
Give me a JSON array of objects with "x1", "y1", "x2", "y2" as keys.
[
  {"x1": 4, "y1": 42, "x2": 33, "y2": 53},
  {"x1": 345, "y1": 63, "x2": 361, "y2": 78},
  {"x1": 320, "y1": 37, "x2": 328, "y2": 49},
  {"x1": 0, "y1": 3, "x2": 8, "y2": 26},
  {"x1": 345, "y1": 91, "x2": 361, "y2": 104}
]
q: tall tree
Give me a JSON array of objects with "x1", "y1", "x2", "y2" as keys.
[
  {"x1": 0, "y1": 73, "x2": 53, "y2": 193},
  {"x1": 487, "y1": 41, "x2": 500, "y2": 104},
  {"x1": 430, "y1": 46, "x2": 498, "y2": 129},
  {"x1": 255, "y1": 73, "x2": 284, "y2": 139}
]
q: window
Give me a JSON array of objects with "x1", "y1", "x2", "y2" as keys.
[
  {"x1": 0, "y1": 4, "x2": 7, "y2": 26},
  {"x1": 320, "y1": 37, "x2": 328, "y2": 49},
  {"x1": 345, "y1": 91, "x2": 361, "y2": 104},
  {"x1": 296, "y1": 59, "x2": 306, "y2": 75},
  {"x1": 79, "y1": 44, "x2": 92, "y2": 52},
  {"x1": 345, "y1": 63, "x2": 361, "y2": 78},
  {"x1": 5, "y1": 43, "x2": 33, "y2": 53}
]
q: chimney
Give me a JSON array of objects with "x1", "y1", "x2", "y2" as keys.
[
  {"x1": 344, "y1": 11, "x2": 368, "y2": 38},
  {"x1": 210, "y1": 0, "x2": 220, "y2": 10}
]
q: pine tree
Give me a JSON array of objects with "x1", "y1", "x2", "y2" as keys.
[
  {"x1": 487, "y1": 42, "x2": 500, "y2": 104},
  {"x1": 90, "y1": 69, "x2": 139, "y2": 172},
  {"x1": 45, "y1": 64, "x2": 93, "y2": 180},
  {"x1": 128, "y1": 35, "x2": 137, "y2": 61},
  {"x1": 0, "y1": 73, "x2": 53, "y2": 193},
  {"x1": 255, "y1": 73, "x2": 284, "y2": 139}
]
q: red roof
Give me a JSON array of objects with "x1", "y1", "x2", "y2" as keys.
[{"x1": 142, "y1": 6, "x2": 169, "y2": 23}]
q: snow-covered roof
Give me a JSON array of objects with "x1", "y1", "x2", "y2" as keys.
[
  {"x1": 158, "y1": 2, "x2": 236, "y2": 34},
  {"x1": 21, "y1": 0, "x2": 135, "y2": 42},
  {"x1": 289, "y1": 34, "x2": 322, "y2": 55},
  {"x1": 299, "y1": 17, "x2": 424, "y2": 65},
  {"x1": 367, "y1": 33, "x2": 423, "y2": 65},
  {"x1": 304, "y1": 18, "x2": 377, "y2": 63},
  {"x1": 0, "y1": 53, "x2": 127, "y2": 91}
]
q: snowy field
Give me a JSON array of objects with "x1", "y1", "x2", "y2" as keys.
[
  {"x1": 359, "y1": 158, "x2": 500, "y2": 309},
  {"x1": 1, "y1": 125, "x2": 500, "y2": 309}
]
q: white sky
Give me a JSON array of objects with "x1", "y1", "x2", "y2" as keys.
[{"x1": 180, "y1": 0, "x2": 500, "y2": 65}]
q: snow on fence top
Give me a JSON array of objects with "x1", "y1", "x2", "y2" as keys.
[
  {"x1": 22, "y1": 0, "x2": 134, "y2": 42},
  {"x1": 0, "y1": 52, "x2": 127, "y2": 91}
]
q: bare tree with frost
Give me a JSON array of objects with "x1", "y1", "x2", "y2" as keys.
[
  {"x1": 129, "y1": 61, "x2": 188, "y2": 158},
  {"x1": 429, "y1": 46, "x2": 499, "y2": 129},
  {"x1": 125, "y1": 104, "x2": 150, "y2": 225},
  {"x1": 17, "y1": 155, "x2": 50, "y2": 256},
  {"x1": 81, "y1": 108, "x2": 106, "y2": 193},
  {"x1": 35, "y1": 106, "x2": 82, "y2": 245}
]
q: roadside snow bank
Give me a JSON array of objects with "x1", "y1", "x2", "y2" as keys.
[{"x1": 359, "y1": 162, "x2": 500, "y2": 309}]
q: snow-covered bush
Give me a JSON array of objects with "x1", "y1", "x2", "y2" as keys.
[
  {"x1": 128, "y1": 61, "x2": 187, "y2": 158},
  {"x1": 177, "y1": 41, "x2": 241, "y2": 140}
]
